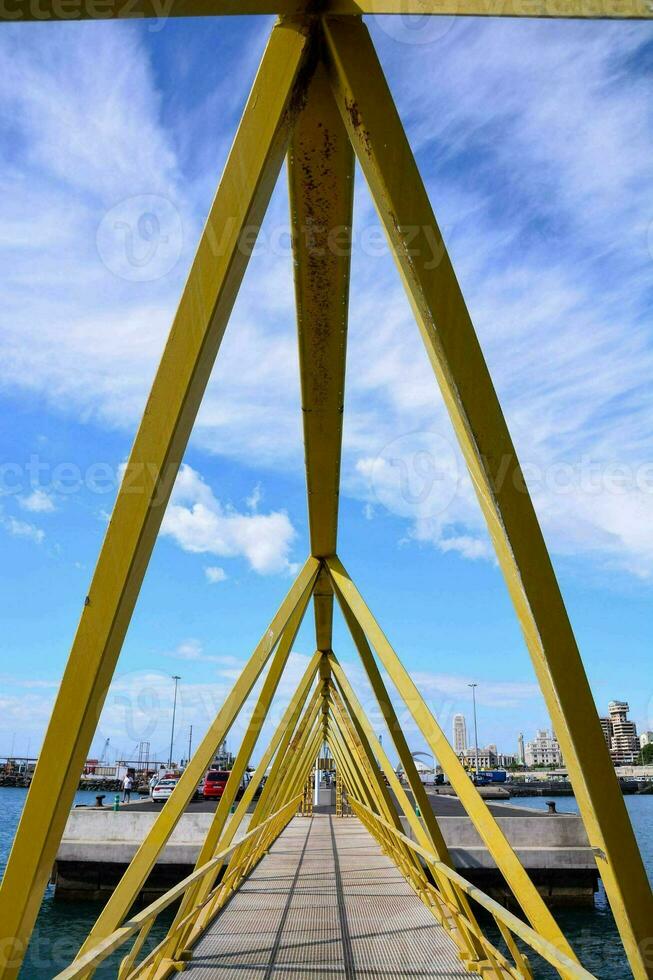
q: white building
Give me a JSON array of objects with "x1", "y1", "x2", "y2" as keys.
[
  {"x1": 524, "y1": 730, "x2": 563, "y2": 768},
  {"x1": 452, "y1": 714, "x2": 467, "y2": 754},
  {"x1": 459, "y1": 746, "x2": 497, "y2": 770},
  {"x1": 517, "y1": 733, "x2": 525, "y2": 765},
  {"x1": 639, "y1": 731, "x2": 653, "y2": 749}
]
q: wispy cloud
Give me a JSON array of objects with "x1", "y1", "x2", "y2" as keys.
[
  {"x1": 1, "y1": 21, "x2": 652, "y2": 584},
  {"x1": 0, "y1": 508, "x2": 44, "y2": 544},
  {"x1": 19, "y1": 489, "x2": 56, "y2": 514}
]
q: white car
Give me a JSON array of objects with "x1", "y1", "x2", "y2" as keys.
[{"x1": 151, "y1": 778, "x2": 177, "y2": 800}]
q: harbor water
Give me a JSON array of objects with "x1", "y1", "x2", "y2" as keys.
[{"x1": 1, "y1": 787, "x2": 651, "y2": 978}]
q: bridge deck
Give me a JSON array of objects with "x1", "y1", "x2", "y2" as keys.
[{"x1": 184, "y1": 813, "x2": 477, "y2": 978}]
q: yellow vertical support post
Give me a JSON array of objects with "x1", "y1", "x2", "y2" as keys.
[
  {"x1": 322, "y1": 18, "x2": 653, "y2": 978},
  {"x1": 0, "y1": 21, "x2": 317, "y2": 980},
  {"x1": 335, "y1": 771, "x2": 343, "y2": 816},
  {"x1": 301, "y1": 769, "x2": 314, "y2": 815}
]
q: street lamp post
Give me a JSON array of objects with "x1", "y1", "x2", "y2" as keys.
[
  {"x1": 468, "y1": 682, "x2": 480, "y2": 779},
  {"x1": 169, "y1": 675, "x2": 181, "y2": 768}
]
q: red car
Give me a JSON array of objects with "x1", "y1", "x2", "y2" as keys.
[{"x1": 202, "y1": 770, "x2": 231, "y2": 799}]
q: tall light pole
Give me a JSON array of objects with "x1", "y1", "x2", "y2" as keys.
[
  {"x1": 468, "y1": 682, "x2": 480, "y2": 779},
  {"x1": 169, "y1": 675, "x2": 181, "y2": 767},
  {"x1": 187, "y1": 724, "x2": 193, "y2": 768}
]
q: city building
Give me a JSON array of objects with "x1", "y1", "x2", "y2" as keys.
[
  {"x1": 517, "y1": 733, "x2": 525, "y2": 765},
  {"x1": 459, "y1": 746, "x2": 497, "y2": 770},
  {"x1": 524, "y1": 729, "x2": 563, "y2": 767},
  {"x1": 452, "y1": 714, "x2": 467, "y2": 754},
  {"x1": 600, "y1": 701, "x2": 639, "y2": 766},
  {"x1": 599, "y1": 716, "x2": 611, "y2": 748},
  {"x1": 639, "y1": 731, "x2": 653, "y2": 749},
  {"x1": 497, "y1": 753, "x2": 516, "y2": 768}
]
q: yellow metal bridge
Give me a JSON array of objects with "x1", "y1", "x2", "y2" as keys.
[{"x1": 0, "y1": 3, "x2": 652, "y2": 979}]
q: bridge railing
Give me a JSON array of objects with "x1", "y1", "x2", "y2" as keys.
[
  {"x1": 53, "y1": 794, "x2": 302, "y2": 980},
  {"x1": 350, "y1": 798, "x2": 597, "y2": 980}
]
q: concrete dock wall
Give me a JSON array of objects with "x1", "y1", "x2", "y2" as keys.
[{"x1": 53, "y1": 806, "x2": 597, "y2": 906}]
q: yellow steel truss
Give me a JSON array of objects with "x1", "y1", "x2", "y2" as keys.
[{"x1": 0, "y1": 6, "x2": 651, "y2": 980}]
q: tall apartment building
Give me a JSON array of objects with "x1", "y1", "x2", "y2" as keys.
[
  {"x1": 524, "y1": 729, "x2": 563, "y2": 767},
  {"x1": 452, "y1": 713, "x2": 467, "y2": 754},
  {"x1": 599, "y1": 716, "x2": 611, "y2": 748},
  {"x1": 599, "y1": 701, "x2": 639, "y2": 765},
  {"x1": 517, "y1": 733, "x2": 525, "y2": 765}
]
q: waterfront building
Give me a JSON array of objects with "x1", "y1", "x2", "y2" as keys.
[
  {"x1": 639, "y1": 731, "x2": 653, "y2": 749},
  {"x1": 599, "y1": 716, "x2": 612, "y2": 748},
  {"x1": 452, "y1": 713, "x2": 467, "y2": 754},
  {"x1": 524, "y1": 729, "x2": 563, "y2": 767},
  {"x1": 459, "y1": 746, "x2": 498, "y2": 769},
  {"x1": 600, "y1": 701, "x2": 639, "y2": 765},
  {"x1": 517, "y1": 733, "x2": 525, "y2": 765}
]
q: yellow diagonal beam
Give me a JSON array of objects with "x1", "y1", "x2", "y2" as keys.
[
  {"x1": 290, "y1": 63, "x2": 354, "y2": 651},
  {"x1": 0, "y1": 21, "x2": 317, "y2": 980},
  {"x1": 328, "y1": 654, "x2": 488, "y2": 964},
  {"x1": 74, "y1": 559, "x2": 319, "y2": 971},
  {"x1": 333, "y1": 606, "x2": 452, "y2": 862},
  {"x1": 328, "y1": 686, "x2": 431, "y2": 890},
  {"x1": 327, "y1": 556, "x2": 578, "y2": 972},
  {"x1": 210, "y1": 651, "x2": 321, "y2": 863},
  {"x1": 252, "y1": 669, "x2": 325, "y2": 825},
  {"x1": 185, "y1": 700, "x2": 324, "y2": 948},
  {"x1": 328, "y1": 657, "x2": 447, "y2": 855},
  {"x1": 157, "y1": 605, "x2": 318, "y2": 966},
  {"x1": 322, "y1": 19, "x2": 653, "y2": 977},
  {"x1": 184, "y1": 579, "x2": 311, "y2": 875},
  {"x1": 158, "y1": 656, "x2": 322, "y2": 965},
  {"x1": 1, "y1": 0, "x2": 650, "y2": 20}
]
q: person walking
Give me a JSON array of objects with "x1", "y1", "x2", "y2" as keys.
[{"x1": 122, "y1": 773, "x2": 133, "y2": 804}]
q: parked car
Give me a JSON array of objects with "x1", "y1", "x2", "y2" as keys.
[
  {"x1": 202, "y1": 770, "x2": 232, "y2": 799},
  {"x1": 151, "y1": 778, "x2": 177, "y2": 800}
]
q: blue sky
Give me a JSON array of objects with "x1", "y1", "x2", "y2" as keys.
[{"x1": 0, "y1": 14, "x2": 652, "y2": 768}]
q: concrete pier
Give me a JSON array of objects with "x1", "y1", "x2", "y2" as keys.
[{"x1": 53, "y1": 796, "x2": 598, "y2": 907}]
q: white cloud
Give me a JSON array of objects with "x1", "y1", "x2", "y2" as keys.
[
  {"x1": 0, "y1": 509, "x2": 44, "y2": 544},
  {"x1": 164, "y1": 639, "x2": 239, "y2": 666},
  {"x1": 246, "y1": 484, "x2": 262, "y2": 513},
  {"x1": 1, "y1": 22, "x2": 653, "y2": 584},
  {"x1": 205, "y1": 566, "x2": 227, "y2": 584},
  {"x1": 19, "y1": 489, "x2": 56, "y2": 513},
  {"x1": 161, "y1": 464, "x2": 297, "y2": 576}
]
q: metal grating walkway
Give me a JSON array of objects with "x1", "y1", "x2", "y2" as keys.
[{"x1": 184, "y1": 813, "x2": 478, "y2": 978}]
